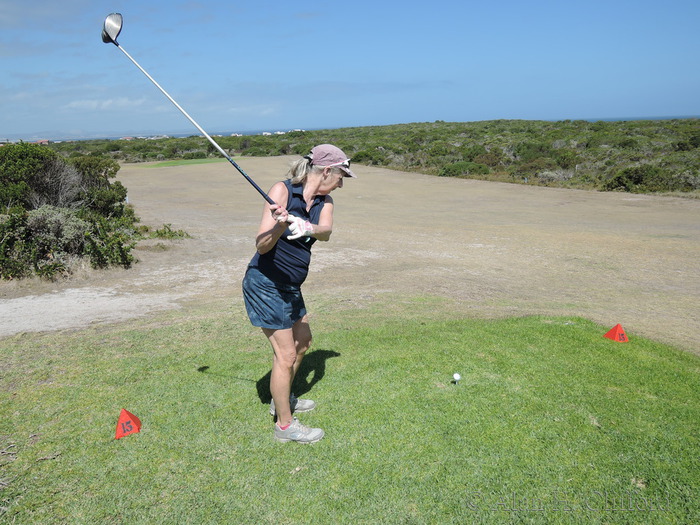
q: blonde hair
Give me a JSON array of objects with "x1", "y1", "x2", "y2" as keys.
[{"x1": 287, "y1": 157, "x2": 342, "y2": 184}]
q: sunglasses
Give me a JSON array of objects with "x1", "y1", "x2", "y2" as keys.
[
  {"x1": 325, "y1": 159, "x2": 352, "y2": 176},
  {"x1": 326, "y1": 159, "x2": 351, "y2": 168}
]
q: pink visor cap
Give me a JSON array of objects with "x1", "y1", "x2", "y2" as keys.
[{"x1": 308, "y1": 144, "x2": 357, "y2": 178}]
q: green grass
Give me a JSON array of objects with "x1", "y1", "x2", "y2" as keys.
[
  {"x1": 145, "y1": 158, "x2": 227, "y2": 168},
  {"x1": 1, "y1": 298, "x2": 699, "y2": 524}
]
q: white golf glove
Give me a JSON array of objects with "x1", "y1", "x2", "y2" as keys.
[{"x1": 287, "y1": 215, "x2": 314, "y2": 240}]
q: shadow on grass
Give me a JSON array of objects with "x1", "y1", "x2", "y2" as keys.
[
  {"x1": 196, "y1": 365, "x2": 257, "y2": 384},
  {"x1": 255, "y1": 349, "x2": 341, "y2": 404}
]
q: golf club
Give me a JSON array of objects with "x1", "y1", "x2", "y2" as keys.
[{"x1": 101, "y1": 13, "x2": 275, "y2": 205}]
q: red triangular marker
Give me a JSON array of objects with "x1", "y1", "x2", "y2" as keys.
[
  {"x1": 115, "y1": 409, "x2": 142, "y2": 439},
  {"x1": 604, "y1": 324, "x2": 629, "y2": 343}
]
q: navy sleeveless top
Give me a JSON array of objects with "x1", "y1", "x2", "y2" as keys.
[{"x1": 248, "y1": 179, "x2": 326, "y2": 285}]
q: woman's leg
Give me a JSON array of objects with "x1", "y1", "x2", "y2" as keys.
[
  {"x1": 291, "y1": 315, "x2": 312, "y2": 383},
  {"x1": 263, "y1": 326, "x2": 297, "y2": 427},
  {"x1": 264, "y1": 316, "x2": 324, "y2": 443},
  {"x1": 264, "y1": 315, "x2": 313, "y2": 425}
]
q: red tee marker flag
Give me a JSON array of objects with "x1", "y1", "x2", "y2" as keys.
[
  {"x1": 115, "y1": 409, "x2": 142, "y2": 439},
  {"x1": 604, "y1": 324, "x2": 629, "y2": 343}
]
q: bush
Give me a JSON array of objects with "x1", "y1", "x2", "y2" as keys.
[
  {"x1": 183, "y1": 151, "x2": 207, "y2": 160},
  {"x1": 83, "y1": 216, "x2": 137, "y2": 269},
  {"x1": 0, "y1": 212, "x2": 32, "y2": 279},
  {"x1": 352, "y1": 149, "x2": 387, "y2": 165},
  {"x1": 602, "y1": 164, "x2": 691, "y2": 193},
  {"x1": 0, "y1": 205, "x2": 139, "y2": 279},
  {"x1": 552, "y1": 149, "x2": 580, "y2": 169},
  {"x1": 1, "y1": 142, "x2": 60, "y2": 211},
  {"x1": 515, "y1": 157, "x2": 559, "y2": 177},
  {"x1": 429, "y1": 142, "x2": 451, "y2": 157},
  {"x1": 439, "y1": 161, "x2": 490, "y2": 177},
  {"x1": 291, "y1": 143, "x2": 312, "y2": 155},
  {"x1": 149, "y1": 223, "x2": 191, "y2": 239},
  {"x1": 473, "y1": 150, "x2": 506, "y2": 167},
  {"x1": 460, "y1": 144, "x2": 488, "y2": 161},
  {"x1": 0, "y1": 145, "x2": 142, "y2": 279},
  {"x1": 0, "y1": 208, "x2": 81, "y2": 280},
  {"x1": 242, "y1": 147, "x2": 268, "y2": 157},
  {"x1": 69, "y1": 156, "x2": 119, "y2": 182},
  {"x1": 514, "y1": 142, "x2": 552, "y2": 162},
  {"x1": 537, "y1": 170, "x2": 574, "y2": 185},
  {"x1": 674, "y1": 133, "x2": 700, "y2": 151},
  {"x1": 27, "y1": 206, "x2": 89, "y2": 257}
]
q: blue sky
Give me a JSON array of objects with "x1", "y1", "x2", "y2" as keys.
[{"x1": 1, "y1": 0, "x2": 698, "y2": 140}]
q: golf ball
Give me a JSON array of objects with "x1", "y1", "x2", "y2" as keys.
[{"x1": 453, "y1": 373, "x2": 461, "y2": 381}]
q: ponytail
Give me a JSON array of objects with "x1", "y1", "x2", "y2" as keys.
[{"x1": 287, "y1": 156, "x2": 316, "y2": 184}]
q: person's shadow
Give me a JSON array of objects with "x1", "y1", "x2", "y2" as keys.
[{"x1": 256, "y1": 349, "x2": 341, "y2": 404}]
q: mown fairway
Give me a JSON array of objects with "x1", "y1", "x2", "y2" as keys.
[{"x1": 2, "y1": 303, "x2": 699, "y2": 523}]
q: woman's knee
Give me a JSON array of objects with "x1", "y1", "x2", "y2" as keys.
[
  {"x1": 297, "y1": 339, "x2": 311, "y2": 358},
  {"x1": 294, "y1": 316, "x2": 312, "y2": 354},
  {"x1": 264, "y1": 328, "x2": 299, "y2": 369},
  {"x1": 273, "y1": 347, "x2": 298, "y2": 369}
]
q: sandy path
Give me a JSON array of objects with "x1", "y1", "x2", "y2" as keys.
[{"x1": 1, "y1": 157, "x2": 698, "y2": 354}]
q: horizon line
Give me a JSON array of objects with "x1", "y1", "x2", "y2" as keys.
[{"x1": 3, "y1": 115, "x2": 698, "y2": 143}]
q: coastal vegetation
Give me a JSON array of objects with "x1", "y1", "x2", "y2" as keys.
[
  {"x1": 2, "y1": 119, "x2": 698, "y2": 279},
  {"x1": 47, "y1": 119, "x2": 700, "y2": 194},
  {"x1": 0, "y1": 143, "x2": 186, "y2": 280}
]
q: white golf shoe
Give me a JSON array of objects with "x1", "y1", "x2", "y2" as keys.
[
  {"x1": 269, "y1": 393, "x2": 316, "y2": 416},
  {"x1": 274, "y1": 417, "x2": 324, "y2": 444}
]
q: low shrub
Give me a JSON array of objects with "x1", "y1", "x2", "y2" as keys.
[
  {"x1": 149, "y1": 223, "x2": 191, "y2": 239},
  {"x1": 183, "y1": 151, "x2": 207, "y2": 160},
  {"x1": 439, "y1": 161, "x2": 490, "y2": 178},
  {"x1": 602, "y1": 164, "x2": 693, "y2": 193},
  {"x1": 83, "y1": 215, "x2": 137, "y2": 270},
  {"x1": 0, "y1": 144, "x2": 144, "y2": 279},
  {"x1": 352, "y1": 149, "x2": 388, "y2": 165},
  {"x1": 27, "y1": 205, "x2": 89, "y2": 257}
]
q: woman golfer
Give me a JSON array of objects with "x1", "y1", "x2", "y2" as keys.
[{"x1": 242, "y1": 144, "x2": 355, "y2": 443}]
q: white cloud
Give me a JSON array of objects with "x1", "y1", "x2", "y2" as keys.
[{"x1": 63, "y1": 97, "x2": 148, "y2": 111}]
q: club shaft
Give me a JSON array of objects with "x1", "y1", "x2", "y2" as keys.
[{"x1": 115, "y1": 44, "x2": 275, "y2": 205}]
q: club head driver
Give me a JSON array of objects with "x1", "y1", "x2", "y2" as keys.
[
  {"x1": 102, "y1": 13, "x2": 123, "y2": 45},
  {"x1": 99, "y1": 11, "x2": 276, "y2": 205}
]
